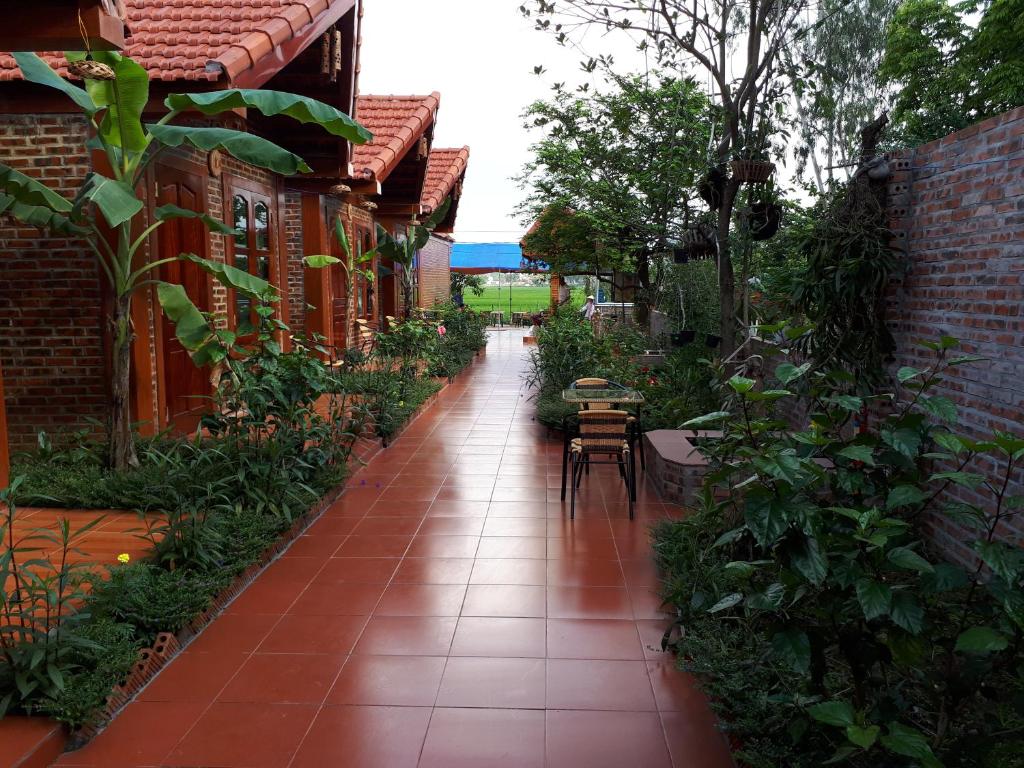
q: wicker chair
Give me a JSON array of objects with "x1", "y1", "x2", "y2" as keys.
[
  {"x1": 569, "y1": 410, "x2": 635, "y2": 519},
  {"x1": 570, "y1": 377, "x2": 647, "y2": 471},
  {"x1": 355, "y1": 319, "x2": 376, "y2": 356}
]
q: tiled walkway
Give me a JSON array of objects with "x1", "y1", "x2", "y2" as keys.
[{"x1": 55, "y1": 329, "x2": 733, "y2": 768}]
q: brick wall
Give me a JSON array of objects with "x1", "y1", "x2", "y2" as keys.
[
  {"x1": 0, "y1": 114, "x2": 108, "y2": 451},
  {"x1": 283, "y1": 192, "x2": 306, "y2": 338},
  {"x1": 885, "y1": 106, "x2": 1024, "y2": 564},
  {"x1": 418, "y1": 235, "x2": 451, "y2": 309}
]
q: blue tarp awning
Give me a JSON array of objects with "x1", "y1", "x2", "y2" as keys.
[{"x1": 450, "y1": 243, "x2": 548, "y2": 273}]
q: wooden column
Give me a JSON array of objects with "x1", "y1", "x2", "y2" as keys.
[
  {"x1": 550, "y1": 274, "x2": 561, "y2": 308},
  {"x1": 0, "y1": 359, "x2": 9, "y2": 489}
]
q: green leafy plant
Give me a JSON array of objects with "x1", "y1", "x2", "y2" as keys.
[
  {"x1": 0, "y1": 51, "x2": 370, "y2": 469},
  {"x1": 306, "y1": 215, "x2": 376, "y2": 348},
  {"x1": 656, "y1": 332, "x2": 1024, "y2": 766},
  {"x1": 375, "y1": 199, "x2": 451, "y2": 317}
]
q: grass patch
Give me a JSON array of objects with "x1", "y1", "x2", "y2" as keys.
[{"x1": 463, "y1": 285, "x2": 552, "y2": 314}]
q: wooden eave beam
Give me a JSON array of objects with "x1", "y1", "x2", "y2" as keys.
[{"x1": 0, "y1": 1, "x2": 125, "y2": 51}]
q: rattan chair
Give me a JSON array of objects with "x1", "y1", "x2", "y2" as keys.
[
  {"x1": 355, "y1": 319, "x2": 376, "y2": 356},
  {"x1": 570, "y1": 377, "x2": 647, "y2": 471},
  {"x1": 569, "y1": 410, "x2": 635, "y2": 519}
]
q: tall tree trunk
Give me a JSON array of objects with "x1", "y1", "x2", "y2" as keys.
[
  {"x1": 636, "y1": 254, "x2": 651, "y2": 330},
  {"x1": 108, "y1": 293, "x2": 139, "y2": 470},
  {"x1": 717, "y1": 178, "x2": 742, "y2": 358}
]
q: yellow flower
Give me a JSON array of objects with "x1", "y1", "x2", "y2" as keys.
[
  {"x1": 117, "y1": 553, "x2": 131, "y2": 564},
  {"x1": 398, "y1": 401, "x2": 405, "y2": 407}
]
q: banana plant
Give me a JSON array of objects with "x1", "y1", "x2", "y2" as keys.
[
  {"x1": 0, "y1": 51, "x2": 371, "y2": 470},
  {"x1": 305, "y1": 214, "x2": 376, "y2": 348},
  {"x1": 375, "y1": 198, "x2": 451, "y2": 318}
]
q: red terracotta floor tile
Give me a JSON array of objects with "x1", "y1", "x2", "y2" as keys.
[
  {"x1": 318, "y1": 556, "x2": 399, "y2": 583},
  {"x1": 225, "y1": 575, "x2": 309, "y2": 615},
  {"x1": 375, "y1": 583, "x2": 467, "y2": 616},
  {"x1": 392, "y1": 556, "x2": 475, "y2": 584},
  {"x1": 366, "y1": 499, "x2": 432, "y2": 517},
  {"x1": 258, "y1": 614, "x2": 368, "y2": 655},
  {"x1": 462, "y1": 584, "x2": 546, "y2": 617},
  {"x1": 351, "y1": 516, "x2": 423, "y2": 536},
  {"x1": 636, "y1": 619, "x2": 676, "y2": 660},
  {"x1": 547, "y1": 658, "x2": 657, "y2": 711},
  {"x1": 547, "y1": 535, "x2": 620, "y2": 560},
  {"x1": 54, "y1": 702, "x2": 205, "y2": 768},
  {"x1": 450, "y1": 616, "x2": 547, "y2": 658},
  {"x1": 417, "y1": 516, "x2": 485, "y2": 535},
  {"x1": 426, "y1": 500, "x2": 490, "y2": 517},
  {"x1": 165, "y1": 702, "x2": 318, "y2": 768},
  {"x1": 419, "y1": 708, "x2": 545, "y2": 768},
  {"x1": 545, "y1": 709, "x2": 672, "y2": 768},
  {"x1": 217, "y1": 653, "x2": 345, "y2": 704},
  {"x1": 290, "y1": 705, "x2": 433, "y2": 768},
  {"x1": 547, "y1": 558, "x2": 626, "y2": 587},
  {"x1": 437, "y1": 656, "x2": 546, "y2": 708},
  {"x1": 547, "y1": 586, "x2": 635, "y2": 620},
  {"x1": 327, "y1": 655, "x2": 446, "y2": 706},
  {"x1": 186, "y1": 613, "x2": 279, "y2": 654},
  {"x1": 547, "y1": 619, "x2": 645, "y2": 660},
  {"x1": 281, "y1": 534, "x2": 346, "y2": 558},
  {"x1": 470, "y1": 558, "x2": 547, "y2": 586},
  {"x1": 407, "y1": 534, "x2": 481, "y2": 558},
  {"x1": 303, "y1": 516, "x2": 360, "y2": 536},
  {"x1": 138, "y1": 652, "x2": 247, "y2": 703},
  {"x1": 287, "y1": 581, "x2": 385, "y2": 615},
  {"x1": 481, "y1": 517, "x2": 548, "y2": 537},
  {"x1": 477, "y1": 535, "x2": 547, "y2": 559},
  {"x1": 661, "y1": 710, "x2": 735, "y2": 768},
  {"x1": 334, "y1": 534, "x2": 412, "y2": 558},
  {"x1": 631, "y1": 585, "x2": 672, "y2": 619},
  {"x1": 354, "y1": 616, "x2": 458, "y2": 656},
  {"x1": 487, "y1": 500, "x2": 549, "y2": 518}
]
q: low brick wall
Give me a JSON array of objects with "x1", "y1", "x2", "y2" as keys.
[{"x1": 645, "y1": 430, "x2": 721, "y2": 508}]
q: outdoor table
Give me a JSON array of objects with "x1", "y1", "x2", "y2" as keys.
[
  {"x1": 488, "y1": 310, "x2": 504, "y2": 327},
  {"x1": 559, "y1": 387, "x2": 646, "y2": 504},
  {"x1": 511, "y1": 311, "x2": 527, "y2": 327}
]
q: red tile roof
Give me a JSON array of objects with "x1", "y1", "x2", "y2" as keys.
[
  {"x1": 352, "y1": 93, "x2": 440, "y2": 183},
  {"x1": 421, "y1": 147, "x2": 470, "y2": 214},
  {"x1": 0, "y1": 0, "x2": 352, "y2": 83}
]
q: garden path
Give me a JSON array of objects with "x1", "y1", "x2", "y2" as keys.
[{"x1": 53, "y1": 328, "x2": 733, "y2": 768}]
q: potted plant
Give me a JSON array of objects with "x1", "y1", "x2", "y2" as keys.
[
  {"x1": 730, "y1": 156, "x2": 775, "y2": 184},
  {"x1": 748, "y1": 200, "x2": 783, "y2": 241},
  {"x1": 672, "y1": 330, "x2": 697, "y2": 346},
  {"x1": 697, "y1": 164, "x2": 726, "y2": 210}
]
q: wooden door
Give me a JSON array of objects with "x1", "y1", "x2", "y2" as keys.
[
  {"x1": 156, "y1": 165, "x2": 211, "y2": 433},
  {"x1": 225, "y1": 182, "x2": 276, "y2": 337}
]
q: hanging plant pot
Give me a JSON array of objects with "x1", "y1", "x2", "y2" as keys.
[
  {"x1": 68, "y1": 57, "x2": 115, "y2": 81},
  {"x1": 697, "y1": 164, "x2": 726, "y2": 211},
  {"x1": 679, "y1": 226, "x2": 716, "y2": 259},
  {"x1": 748, "y1": 202, "x2": 783, "y2": 241},
  {"x1": 671, "y1": 330, "x2": 696, "y2": 347},
  {"x1": 730, "y1": 159, "x2": 775, "y2": 184},
  {"x1": 705, "y1": 333, "x2": 722, "y2": 349}
]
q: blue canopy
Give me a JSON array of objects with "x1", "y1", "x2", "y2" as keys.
[{"x1": 450, "y1": 242, "x2": 548, "y2": 273}]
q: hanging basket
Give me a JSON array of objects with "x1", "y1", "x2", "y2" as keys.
[
  {"x1": 677, "y1": 225, "x2": 716, "y2": 260},
  {"x1": 68, "y1": 58, "x2": 115, "y2": 81},
  {"x1": 748, "y1": 202, "x2": 783, "y2": 241},
  {"x1": 730, "y1": 159, "x2": 775, "y2": 184}
]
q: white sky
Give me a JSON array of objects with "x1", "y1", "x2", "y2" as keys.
[{"x1": 359, "y1": 0, "x2": 646, "y2": 244}]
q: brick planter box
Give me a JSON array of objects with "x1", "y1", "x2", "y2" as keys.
[{"x1": 644, "y1": 429, "x2": 722, "y2": 507}]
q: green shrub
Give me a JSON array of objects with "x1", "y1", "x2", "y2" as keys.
[{"x1": 654, "y1": 332, "x2": 1024, "y2": 767}]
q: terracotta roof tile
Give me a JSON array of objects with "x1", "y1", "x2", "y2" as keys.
[
  {"x1": 352, "y1": 93, "x2": 440, "y2": 183},
  {"x1": 421, "y1": 147, "x2": 470, "y2": 214},
  {"x1": 0, "y1": 0, "x2": 348, "y2": 83}
]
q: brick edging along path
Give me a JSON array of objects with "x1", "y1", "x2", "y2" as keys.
[{"x1": 42, "y1": 329, "x2": 733, "y2": 768}]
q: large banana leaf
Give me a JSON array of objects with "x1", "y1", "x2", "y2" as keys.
[
  {"x1": 70, "y1": 51, "x2": 149, "y2": 152},
  {"x1": 146, "y1": 125, "x2": 312, "y2": 175},
  {"x1": 423, "y1": 197, "x2": 452, "y2": 230},
  {"x1": 0, "y1": 163, "x2": 84, "y2": 235},
  {"x1": 164, "y1": 90, "x2": 372, "y2": 145},
  {"x1": 304, "y1": 255, "x2": 340, "y2": 268},
  {"x1": 74, "y1": 172, "x2": 143, "y2": 227},
  {"x1": 13, "y1": 52, "x2": 96, "y2": 115},
  {"x1": 180, "y1": 254, "x2": 277, "y2": 301},
  {"x1": 375, "y1": 224, "x2": 412, "y2": 266},
  {"x1": 334, "y1": 215, "x2": 351, "y2": 258},
  {"x1": 156, "y1": 282, "x2": 213, "y2": 352},
  {"x1": 155, "y1": 204, "x2": 237, "y2": 236}
]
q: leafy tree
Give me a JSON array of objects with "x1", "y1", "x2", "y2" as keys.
[
  {"x1": 450, "y1": 272, "x2": 485, "y2": 299},
  {"x1": 880, "y1": 0, "x2": 1024, "y2": 144},
  {"x1": 517, "y1": 73, "x2": 712, "y2": 327},
  {"x1": 0, "y1": 52, "x2": 370, "y2": 469},
  {"x1": 521, "y1": 0, "x2": 813, "y2": 356},
  {"x1": 306, "y1": 216, "x2": 376, "y2": 346}
]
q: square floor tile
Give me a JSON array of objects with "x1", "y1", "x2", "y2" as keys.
[
  {"x1": 470, "y1": 558, "x2": 547, "y2": 586},
  {"x1": 165, "y1": 702, "x2": 317, "y2": 768},
  {"x1": 547, "y1": 559, "x2": 626, "y2": 587},
  {"x1": 318, "y1": 557, "x2": 399, "y2": 583},
  {"x1": 477, "y1": 536, "x2": 546, "y2": 559},
  {"x1": 450, "y1": 616, "x2": 547, "y2": 658},
  {"x1": 417, "y1": 517, "x2": 485, "y2": 536},
  {"x1": 546, "y1": 659, "x2": 656, "y2": 711},
  {"x1": 547, "y1": 587, "x2": 634, "y2": 620},
  {"x1": 282, "y1": 534, "x2": 346, "y2": 558},
  {"x1": 545, "y1": 710, "x2": 671, "y2": 768},
  {"x1": 335, "y1": 535, "x2": 412, "y2": 558},
  {"x1": 54, "y1": 702, "x2": 205, "y2": 768},
  {"x1": 186, "y1": 613, "x2": 279, "y2": 654},
  {"x1": 290, "y1": 705, "x2": 432, "y2": 768},
  {"x1": 407, "y1": 535, "x2": 481, "y2": 558},
  {"x1": 392, "y1": 557, "x2": 475, "y2": 584},
  {"x1": 547, "y1": 536, "x2": 620, "y2": 559},
  {"x1": 218, "y1": 653, "x2": 344, "y2": 704},
  {"x1": 352, "y1": 516, "x2": 424, "y2": 536},
  {"x1": 375, "y1": 583, "x2": 467, "y2": 616},
  {"x1": 287, "y1": 582, "x2": 385, "y2": 616},
  {"x1": 354, "y1": 616, "x2": 458, "y2": 656},
  {"x1": 660, "y1": 710, "x2": 734, "y2": 768},
  {"x1": 547, "y1": 619, "x2": 644, "y2": 660},
  {"x1": 419, "y1": 708, "x2": 544, "y2": 768},
  {"x1": 436, "y1": 657, "x2": 546, "y2": 708},
  {"x1": 427, "y1": 500, "x2": 490, "y2": 517},
  {"x1": 258, "y1": 614, "x2": 368, "y2": 655},
  {"x1": 482, "y1": 518, "x2": 548, "y2": 537},
  {"x1": 462, "y1": 585, "x2": 546, "y2": 618},
  {"x1": 327, "y1": 655, "x2": 446, "y2": 706},
  {"x1": 138, "y1": 652, "x2": 247, "y2": 703},
  {"x1": 226, "y1": 576, "x2": 309, "y2": 615}
]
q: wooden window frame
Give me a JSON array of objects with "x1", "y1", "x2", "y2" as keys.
[{"x1": 222, "y1": 175, "x2": 281, "y2": 338}]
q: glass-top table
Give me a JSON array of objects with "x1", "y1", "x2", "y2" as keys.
[{"x1": 561, "y1": 388, "x2": 645, "y2": 405}]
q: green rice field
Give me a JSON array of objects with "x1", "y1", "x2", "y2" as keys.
[{"x1": 462, "y1": 285, "x2": 553, "y2": 315}]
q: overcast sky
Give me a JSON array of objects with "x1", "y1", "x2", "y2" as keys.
[{"x1": 359, "y1": 0, "x2": 645, "y2": 244}]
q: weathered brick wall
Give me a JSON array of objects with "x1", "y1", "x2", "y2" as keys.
[
  {"x1": 885, "y1": 106, "x2": 1024, "y2": 564},
  {"x1": 283, "y1": 191, "x2": 305, "y2": 339},
  {"x1": 0, "y1": 114, "x2": 108, "y2": 451},
  {"x1": 418, "y1": 235, "x2": 451, "y2": 308}
]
